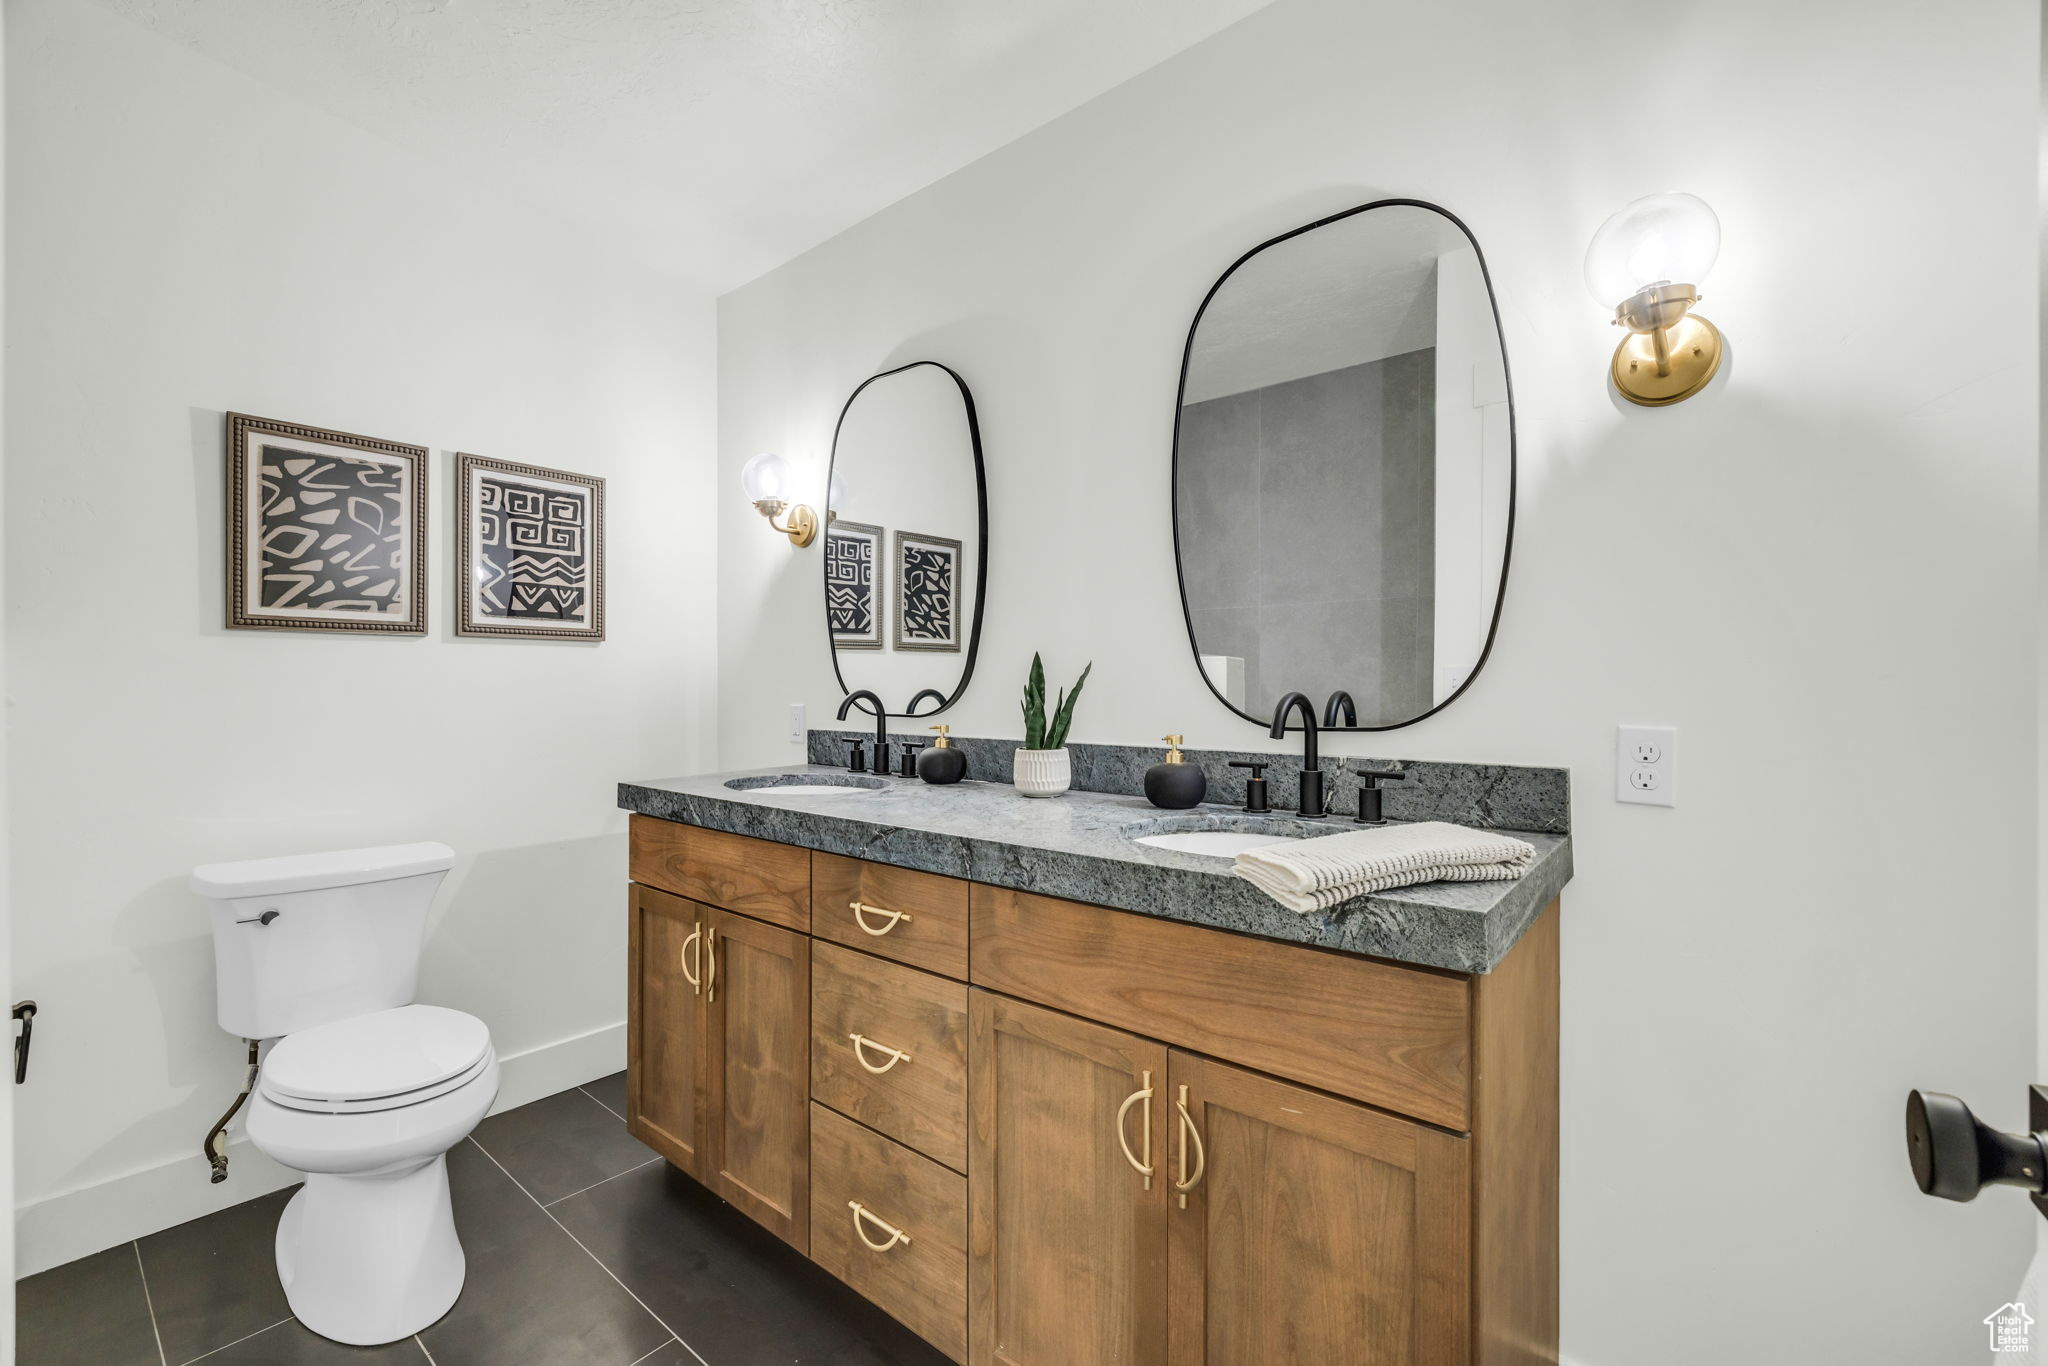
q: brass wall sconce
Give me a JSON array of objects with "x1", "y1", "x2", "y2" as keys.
[
  {"x1": 1585, "y1": 192, "x2": 1725, "y2": 407},
  {"x1": 741, "y1": 451, "x2": 818, "y2": 547}
]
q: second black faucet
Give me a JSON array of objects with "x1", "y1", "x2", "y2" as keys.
[
  {"x1": 1269, "y1": 691, "x2": 1326, "y2": 818},
  {"x1": 837, "y1": 690, "x2": 891, "y2": 775}
]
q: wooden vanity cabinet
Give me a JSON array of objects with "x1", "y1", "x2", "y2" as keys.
[
  {"x1": 1166, "y1": 1052, "x2": 1470, "y2": 1366},
  {"x1": 625, "y1": 884, "x2": 705, "y2": 1179},
  {"x1": 967, "y1": 992, "x2": 1169, "y2": 1366},
  {"x1": 630, "y1": 815, "x2": 811, "y2": 931},
  {"x1": 813, "y1": 850, "x2": 970, "y2": 980},
  {"x1": 964, "y1": 996, "x2": 1470, "y2": 1366},
  {"x1": 812, "y1": 939, "x2": 970, "y2": 1171},
  {"x1": 625, "y1": 839, "x2": 812, "y2": 1253},
  {"x1": 701, "y1": 905, "x2": 811, "y2": 1251},
  {"x1": 626, "y1": 821, "x2": 1560, "y2": 1366},
  {"x1": 811, "y1": 1102, "x2": 970, "y2": 1362}
]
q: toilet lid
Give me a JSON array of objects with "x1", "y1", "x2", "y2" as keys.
[{"x1": 262, "y1": 1005, "x2": 491, "y2": 1109}]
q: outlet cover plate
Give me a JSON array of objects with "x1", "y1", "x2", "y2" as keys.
[{"x1": 1617, "y1": 724, "x2": 1677, "y2": 807}]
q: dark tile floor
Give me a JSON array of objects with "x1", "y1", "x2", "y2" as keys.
[{"x1": 17, "y1": 1074, "x2": 952, "y2": 1366}]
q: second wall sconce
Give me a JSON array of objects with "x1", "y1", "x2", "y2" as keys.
[
  {"x1": 1585, "y1": 192, "x2": 1725, "y2": 407},
  {"x1": 741, "y1": 451, "x2": 818, "y2": 547}
]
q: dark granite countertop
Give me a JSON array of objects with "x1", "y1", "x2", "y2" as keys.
[{"x1": 618, "y1": 765, "x2": 1571, "y2": 974}]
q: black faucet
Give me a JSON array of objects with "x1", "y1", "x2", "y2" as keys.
[
  {"x1": 837, "y1": 690, "x2": 889, "y2": 775},
  {"x1": 1322, "y1": 690, "x2": 1357, "y2": 728},
  {"x1": 906, "y1": 688, "x2": 946, "y2": 716},
  {"x1": 1270, "y1": 691, "x2": 1325, "y2": 818},
  {"x1": 1349, "y1": 763, "x2": 1407, "y2": 825}
]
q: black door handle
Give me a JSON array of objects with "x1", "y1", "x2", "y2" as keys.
[
  {"x1": 12, "y1": 1001, "x2": 36, "y2": 1084},
  {"x1": 1907, "y1": 1088, "x2": 2048, "y2": 1204}
]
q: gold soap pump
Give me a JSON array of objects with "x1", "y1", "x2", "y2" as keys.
[
  {"x1": 1144, "y1": 734, "x2": 1207, "y2": 809},
  {"x1": 916, "y1": 724, "x2": 967, "y2": 785}
]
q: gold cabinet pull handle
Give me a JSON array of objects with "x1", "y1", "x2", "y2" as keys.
[
  {"x1": 849, "y1": 900, "x2": 913, "y2": 936},
  {"x1": 704, "y1": 925, "x2": 717, "y2": 1003},
  {"x1": 849, "y1": 1200, "x2": 912, "y2": 1252},
  {"x1": 1174, "y1": 1084, "x2": 1206, "y2": 1208},
  {"x1": 848, "y1": 1033, "x2": 912, "y2": 1074},
  {"x1": 679, "y1": 925, "x2": 702, "y2": 995},
  {"x1": 1115, "y1": 1070, "x2": 1155, "y2": 1190}
]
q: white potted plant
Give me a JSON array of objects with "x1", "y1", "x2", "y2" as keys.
[{"x1": 1014, "y1": 653, "x2": 1091, "y2": 797}]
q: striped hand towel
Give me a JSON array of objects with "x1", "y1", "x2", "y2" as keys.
[{"x1": 1234, "y1": 821, "x2": 1535, "y2": 914}]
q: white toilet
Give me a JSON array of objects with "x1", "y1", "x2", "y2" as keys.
[{"x1": 191, "y1": 842, "x2": 498, "y2": 1347}]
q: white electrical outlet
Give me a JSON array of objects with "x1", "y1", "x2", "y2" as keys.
[
  {"x1": 788, "y1": 704, "x2": 806, "y2": 745},
  {"x1": 1616, "y1": 725, "x2": 1677, "y2": 807}
]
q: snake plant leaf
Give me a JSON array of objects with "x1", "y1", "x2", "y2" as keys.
[
  {"x1": 1044, "y1": 661, "x2": 1091, "y2": 751},
  {"x1": 1021, "y1": 652, "x2": 1048, "y2": 749}
]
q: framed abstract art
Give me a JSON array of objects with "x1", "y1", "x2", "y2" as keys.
[
  {"x1": 455, "y1": 453, "x2": 605, "y2": 640},
  {"x1": 225, "y1": 412, "x2": 427, "y2": 633},
  {"x1": 826, "y1": 519, "x2": 884, "y2": 650},
  {"x1": 893, "y1": 529, "x2": 961, "y2": 653}
]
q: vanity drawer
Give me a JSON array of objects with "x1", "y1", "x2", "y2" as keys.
[
  {"x1": 812, "y1": 852, "x2": 969, "y2": 980},
  {"x1": 629, "y1": 816, "x2": 810, "y2": 931},
  {"x1": 811, "y1": 940, "x2": 969, "y2": 1171},
  {"x1": 809, "y1": 1103, "x2": 967, "y2": 1363},
  {"x1": 970, "y1": 884, "x2": 1473, "y2": 1131}
]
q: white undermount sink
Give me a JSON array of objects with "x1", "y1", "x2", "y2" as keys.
[
  {"x1": 724, "y1": 774, "x2": 886, "y2": 797},
  {"x1": 1131, "y1": 830, "x2": 1299, "y2": 858},
  {"x1": 1122, "y1": 813, "x2": 1330, "y2": 859}
]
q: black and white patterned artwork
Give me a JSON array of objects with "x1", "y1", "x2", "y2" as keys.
[
  {"x1": 458, "y1": 455, "x2": 605, "y2": 639},
  {"x1": 259, "y1": 448, "x2": 409, "y2": 611},
  {"x1": 894, "y1": 530, "x2": 961, "y2": 653},
  {"x1": 227, "y1": 414, "x2": 427, "y2": 633},
  {"x1": 827, "y1": 520, "x2": 883, "y2": 650}
]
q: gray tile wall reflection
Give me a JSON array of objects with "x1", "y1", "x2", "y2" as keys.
[{"x1": 1178, "y1": 349, "x2": 1435, "y2": 721}]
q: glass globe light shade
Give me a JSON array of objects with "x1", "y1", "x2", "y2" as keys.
[
  {"x1": 740, "y1": 451, "x2": 790, "y2": 505},
  {"x1": 827, "y1": 468, "x2": 848, "y2": 511},
  {"x1": 1584, "y1": 193, "x2": 1721, "y2": 309}
]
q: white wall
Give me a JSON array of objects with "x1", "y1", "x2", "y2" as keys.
[
  {"x1": 0, "y1": 0, "x2": 14, "y2": 1349},
  {"x1": 716, "y1": 1, "x2": 2040, "y2": 1361},
  {"x1": 6, "y1": 0, "x2": 717, "y2": 1274}
]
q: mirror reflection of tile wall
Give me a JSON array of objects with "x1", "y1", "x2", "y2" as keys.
[{"x1": 1179, "y1": 347, "x2": 1436, "y2": 721}]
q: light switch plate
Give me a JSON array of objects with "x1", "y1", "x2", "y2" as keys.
[
  {"x1": 1616, "y1": 724, "x2": 1677, "y2": 807},
  {"x1": 788, "y1": 704, "x2": 806, "y2": 745}
]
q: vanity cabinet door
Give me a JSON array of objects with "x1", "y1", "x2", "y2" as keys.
[
  {"x1": 1165, "y1": 1052, "x2": 1470, "y2": 1366},
  {"x1": 968, "y1": 990, "x2": 1168, "y2": 1366},
  {"x1": 627, "y1": 884, "x2": 706, "y2": 1179},
  {"x1": 703, "y1": 906, "x2": 812, "y2": 1253}
]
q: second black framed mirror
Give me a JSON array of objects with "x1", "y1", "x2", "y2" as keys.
[
  {"x1": 1172, "y1": 198, "x2": 1516, "y2": 731},
  {"x1": 823, "y1": 360, "x2": 989, "y2": 717}
]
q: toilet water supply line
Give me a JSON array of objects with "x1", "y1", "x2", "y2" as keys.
[{"x1": 204, "y1": 1039, "x2": 261, "y2": 1184}]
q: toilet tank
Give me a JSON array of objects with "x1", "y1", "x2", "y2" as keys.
[{"x1": 191, "y1": 843, "x2": 456, "y2": 1039}]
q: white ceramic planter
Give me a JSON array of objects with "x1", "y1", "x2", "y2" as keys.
[{"x1": 1013, "y1": 748, "x2": 1072, "y2": 797}]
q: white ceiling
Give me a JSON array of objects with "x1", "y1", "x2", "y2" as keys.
[{"x1": 94, "y1": 0, "x2": 1276, "y2": 292}]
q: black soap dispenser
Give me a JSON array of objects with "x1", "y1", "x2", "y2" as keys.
[
  {"x1": 1144, "y1": 735, "x2": 1207, "y2": 810},
  {"x1": 916, "y1": 725, "x2": 968, "y2": 785}
]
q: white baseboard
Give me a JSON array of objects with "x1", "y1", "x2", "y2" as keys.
[{"x1": 13, "y1": 1022, "x2": 627, "y2": 1279}]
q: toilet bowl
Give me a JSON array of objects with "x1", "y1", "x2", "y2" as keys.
[
  {"x1": 245, "y1": 1004, "x2": 499, "y2": 1346},
  {"x1": 192, "y1": 842, "x2": 491, "y2": 1348}
]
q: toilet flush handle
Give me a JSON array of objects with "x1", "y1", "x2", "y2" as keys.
[{"x1": 236, "y1": 909, "x2": 281, "y2": 926}]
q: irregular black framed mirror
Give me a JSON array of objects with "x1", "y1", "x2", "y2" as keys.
[
  {"x1": 1173, "y1": 199, "x2": 1514, "y2": 731},
  {"x1": 824, "y1": 360, "x2": 988, "y2": 716}
]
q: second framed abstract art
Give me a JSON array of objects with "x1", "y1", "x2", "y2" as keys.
[
  {"x1": 893, "y1": 529, "x2": 961, "y2": 652},
  {"x1": 455, "y1": 453, "x2": 606, "y2": 640},
  {"x1": 826, "y1": 518, "x2": 883, "y2": 650}
]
